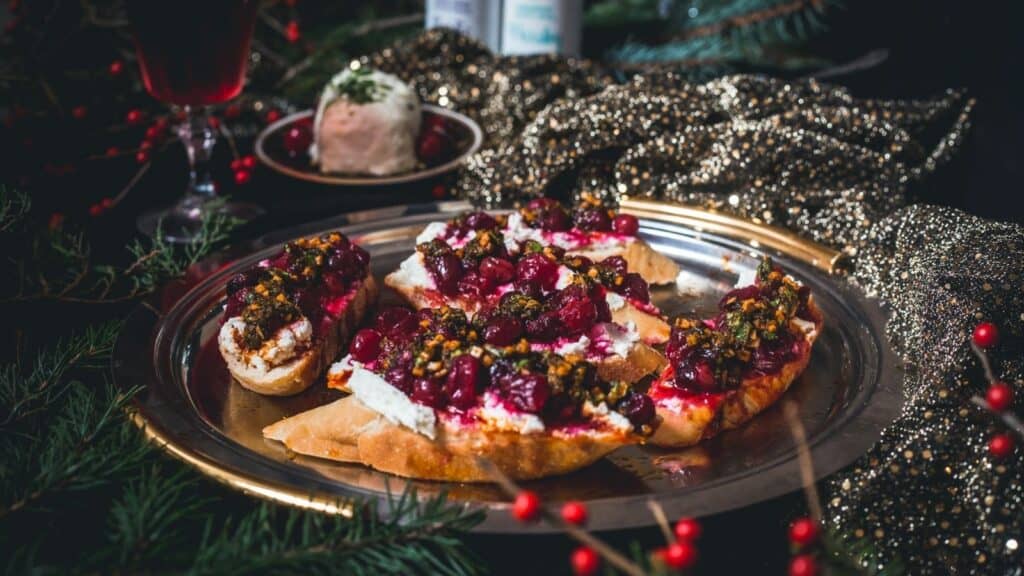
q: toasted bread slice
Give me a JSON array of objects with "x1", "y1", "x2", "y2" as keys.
[
  {"x1": 649, "y1": 298, "x2": 822, "y2": 447},
  {"x1": 263, "y1": 395, "x2": 632, "y2": 482},
  {"x1": 572, "y1": 238, "x2": 679, "y2": 285},
  {"x1": 220, "y1": 276, "x2": 378, "y2": 396},
  {"x1": 612, "y1": 301, "x2": 670, "y2": 345}
]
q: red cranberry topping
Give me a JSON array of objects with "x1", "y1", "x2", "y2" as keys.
[
  {"x1": 457, "y1": 271, "x2": 493, "y2": 299},
  {"x1": 269, "y1": 251, "x2": 290, "y2": 270},
  {"x1": 225, "y1": 289, "x2": 248, "y2": 318},
  {"x1": 525, "y1": 198, "x2": 572, "y2": 231},
  {"x1": 385, "y1": 366, "x2": 412, "y2": 394},
  {"x1": 444, "y1": 354, "x2": 481, "y2": 410},
  {"x1": 484, "y1": 316, "x2": 524, "y2": 346},
  {"x1": 719, "y1": 284, "x2": 760, "y2": 308},
  {"x1": 515, "y1": 254, "x2": 559, "y2": 293},
  {"x1": 227, "y1": 270, "x2": 259, "y2": 294},
  {"x1": 322, "y1": 271, "x2": 348, "y2": 295},
  {"x1": 326, "y1": 244, "x2": 369, "y2": 279},
  {"x1": 676, "y1": 359, "x2": 717, "y2": 390},
  {"x1": 292, "y1": 287, "x2": 323, "y2": 319},
  {"x1": 425, "y1": 251, "x2": 464, "y2": 295},
  {"x1": 350, "y1": 328, "x2": 382, "y2": 363},
  {"x1": 553, "y1": 286, "x2": 598, "y2": 336},
  {"x1": 375, "y1": 307, "x2": 418, "y2": 341},
  {"x1": 612, "y1": 213, "x2": 639, "y2": 235},
  {"x1": 411, "y1": 377, "x2": 444, "y2": 408},
  {"x1": 620, "y1": 273, "x2": 651, "y2": 303},
  {"x1": 592, "y1": 286, "x2": 613, "y2": 323},
  {"x1": 479, "y1": 256, "x2": 516, "y2": 284},
  {"x1": 462, "y1": 211, "x2": 498, "y2": 231},
  {"x1": 417, "y1": 131, "x2": 448, "y2": 164},
  {"x1": 601, "y1": 256, "x2": 628, "y2": 276},
  {"x1": 619, "y1": 392, "x2": 655, "y2": 426},
  {"x1": 525, "y1": 312, "x2": 560, "y2": 341},
  {"x1": 574, "y1": 208, "x2": 612, "y2": 232},
  {"x1": 499, "y1": 371, "x2": 550, "y2": 413}
]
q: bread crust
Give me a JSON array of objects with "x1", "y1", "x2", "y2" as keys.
[
  {"x1": 572, "y1": 239, "x2": 680, "y2": 285},
  {"x1": 221, "y1": 275, "x2": 379, "y2": 396},
  {"x1": 649, "y1": 298, "x2": 823, "y2": 447},
  {"x1": 612, "y1": 301, "x2": 670, "y2": 345},
  {"x1": 263, "y1": 395, "x2": 633, "y2": 481}
]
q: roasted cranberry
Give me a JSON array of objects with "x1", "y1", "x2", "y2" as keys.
[
  {"x1": 515, "y1": 254, "x2": 559, "y2": 293},
  {"x1": 620, "y1": 273, "x2": 650, "y2": 303},
  {"x1": 225, "y1": 289, "x2": 248, "y2": 317},
  {"x1": 444, "y1": 354, "x2": 481, "y2": 410},
  {"x1": 500, "y1": 372, "x2": 550, "y2": 413},
  {"x1": 574, "y1": 208, "x2": 612, "y2": 232},
  {"x1": 479, "y1": 256, "x2": 516, "y2": 285},
  {"x1": 525, "y1": 312, "x2": 560, "y2": 341},
  {"x1": 427, "y1": 252, "x2": 464, "y2": 295},
  {"x1": 720, "y1": 284, "x2": 760, "y2": 307},
  {"x1": 619, "y1": 393, "x2": 655, "y2": 426},
  {"x1": 484, "y1": 316, "x2": 523, "y2": 346},
  {"x1": 458, "y1": 271, "x2": 493, "y2": 299},
  {"x1": 417, "y1": 131, "x2": 448, "y2": 164},
  {"x1": 293, "y1": 287, "x2": 322, "y2": 318},
  {"x1": 751, "y1": 339, "x2": 797, "y2": 374},
  {"x1": 323, "y1": 271, "x2": 348, "y2": 295},
  {"x1": 269, "y1": 251, "x2": 290, "y2": 270},
  {"x1": 350, "y1": 329, "x2": 382, "y2": 363},
  {"x1": 612, "y1": 213, "x2": 640, "y2": 235},
  {"x1": 385, "y1": 366, "x2": 412, "y2": 393},
  {"x1": 227, "y1": 270, "x2": 259, "y2": 294},
  {"x1": 463, "y1": 211, "x2": 497, "y2": 231},
  {"x1": 592, "y1": 287, "x2": 613, "y2": 322},
  {"x1": 327, "y1": 244, "x2": 369, "y2": 279},
  {"x1": 411, "y1": 378, "x2": 444, "y2": 408},
  {"x1": 555, "y1": 287, "x2": 598, "y2": 335},
  {"x1": 375, "y1": 307, "x2": 418, "y2": 341},
  {"x1": 601, "y1": 256, "x2": 628, "y2": 276}
]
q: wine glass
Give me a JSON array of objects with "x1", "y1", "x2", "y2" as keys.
[{"x1": 128, "y1": 0, "x2": 264, "y2": 243}]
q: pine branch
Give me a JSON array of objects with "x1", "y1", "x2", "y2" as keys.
[{"x1": 0, "y1": 187, "x2": 31, "y2": 233}]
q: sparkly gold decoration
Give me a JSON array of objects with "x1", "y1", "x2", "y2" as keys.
[{"x1": 369, "y1": 30, "x2": 1023, "y2": 574}]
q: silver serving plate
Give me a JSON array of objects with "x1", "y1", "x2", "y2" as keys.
[{"x1": 113, "y1": 200, "x2": 901, "y2": 533}]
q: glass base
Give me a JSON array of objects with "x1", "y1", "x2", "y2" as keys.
[{"x1": 137, "y1": 198, "x2": 264, "y2": 244}]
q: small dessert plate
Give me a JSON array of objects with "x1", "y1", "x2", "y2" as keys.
[{"x1": 255, "y1": 105, "x2": 483, "y2": 187}]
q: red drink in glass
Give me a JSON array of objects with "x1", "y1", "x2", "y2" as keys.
[{"x1": 128, "y1": 0, "x2": 259, "y2": 106}]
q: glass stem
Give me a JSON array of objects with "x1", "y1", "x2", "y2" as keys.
[{"x1": 177, "y1": 106, "x2": 217, "y2": 204}]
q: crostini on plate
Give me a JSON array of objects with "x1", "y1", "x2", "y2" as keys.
[
  {"x1": 218, "y1": 232, "x2": 378, "y2": 396},
  {"x1": 648, "y1": 257, "x2": 823, "y2": 447},
  {"x1": 386, "y1": 203, "x2": 674, "y2": 347},
  {"x1": 263, "y1": 306, "x2": 659, "y2": 481}
]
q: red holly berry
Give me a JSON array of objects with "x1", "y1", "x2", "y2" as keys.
[
  {"x1": 48, "y1": 212, "x2": 64, "y2": 230},
  {"x1": 241, "y1": 155, "x2": 257, "y2": 170},
  {"x1": 658, "y1": 542, "x2": 698, "y2": 570},
  {"x1": 990, "y1": 433, "x2": 1015, "y2": 459},
  {"x1": 417, "y1": 132, "x2": 445, "y2": 163},
  {"x1": 987, "y1": 381, "x2": 1014, "y2": 412},
  {"x1": 285, "y1": 20, "x2": 301, "y2": 43},
  {"x1": 135, "y1": 150, "x2": 150, "y2": 164},
  {"x1": 234, "y1": 169, "x2": 252, "y2": 185},
  {"x1": 225, "y1": 104, "x2": 242, "y2": 119},
  {"x1": 560, "y1": 501, "x2": 588, "y2": 526},
  {"x1": 283, "y1": 126, "x2": 311, "y2": 153},
  {"x1": 230, "y1": 159, "x2": 244, "y2": 171},
  {"x1": 431, "y1": 184, "x2": 447, "y2": 199},
  {"x1": 266, "y1": 109, "x2": 282, "y2": 123},
  {"x1": 570, "y1": 547, "x2": 600, "y2": 576},
  {"x1": 100, "y1": 197, "x2": 114, "y2": 209},
  {"x1": 126, "y1": 109, "x2": 144, "y2": 125},
  {"x1": 139, "y1": 139, "x2": 153, "y2": 151},
  {"x1": 88, "y1": 203, "x2": 103, "y2": 217},
  {"x1": 108, "y1": 60, "x2": 124, "y2": 76},
  {"x1": 511, "y1": 490, "x2": 540, "y2": 522},
  {"x1": 973, "y1": 322, "x2": 999, "y2": 349},
  {"x1": 105, "y1": 146, "x2": 119, "y2": 158},
  {"x1": 72, "y1": 105, "x2": 88, "y2": 120},
  {"x1": 788, "y1": 517, "x2": 819, "y2": 547},
  {"x1": 284, "y1": 0, "x2": 297, "y2": 6},
  {"x1": 673, "y1": 517, "x2": 702, "y2": 541},
  {"x1": 145, "y1": 124, "x2": 163, "y2": 141},
  {"x1": 208, "y1": 116, "x2": 221, "y2": 130},
  {"x1": 789, "y1": 554, "x2": 818, "y2": 576},
  {"x1": 154, "y1": 116, "x2": 169, "y2": 130}
]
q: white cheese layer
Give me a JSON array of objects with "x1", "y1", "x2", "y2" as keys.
[
  {"x1": 554, "y1": 265, "x2": 577, "y2": 290},
  {"x1": 415, "y1": 221, "x2": 449, "y2": 245},
  {"x1": 389, "y1": 252, "x2": 435, "y2": 289},
  {"x1": 348, "y1": 366, "x2": 437, "y2": 439},
  {"x1": 477, "y1": 392, "x2": 545, "y2": 434},
  {"x1": 218, "y1": 317, "x2": 312, "y2": 372},
  {"x1": 595, "y1": 321, "x2": 640, "y2": 359},
  {"x1": 604, "y1": 290, "x2": 626, "y2": 311},
  {"x1": 582, "y1": 401, "x2": 633, "y2": 434}
]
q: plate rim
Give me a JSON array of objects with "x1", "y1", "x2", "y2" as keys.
[
  {"x1": 254, "y1": 106, "x2": 484, "y2": 186},
  {"x1": 112, "y1": 201, "x2": 900, "y2": 533}
]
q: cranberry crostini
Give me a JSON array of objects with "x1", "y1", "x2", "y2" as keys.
[
  {"x1": 218, "y1": 232, "x2": 378, "y2": 396},
  {"x1": 263, "y1": 306, "x2": 659, "y2": 481},
  {"x1": 649, "y1": 258, "x2": 823, "y2": 447}
]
